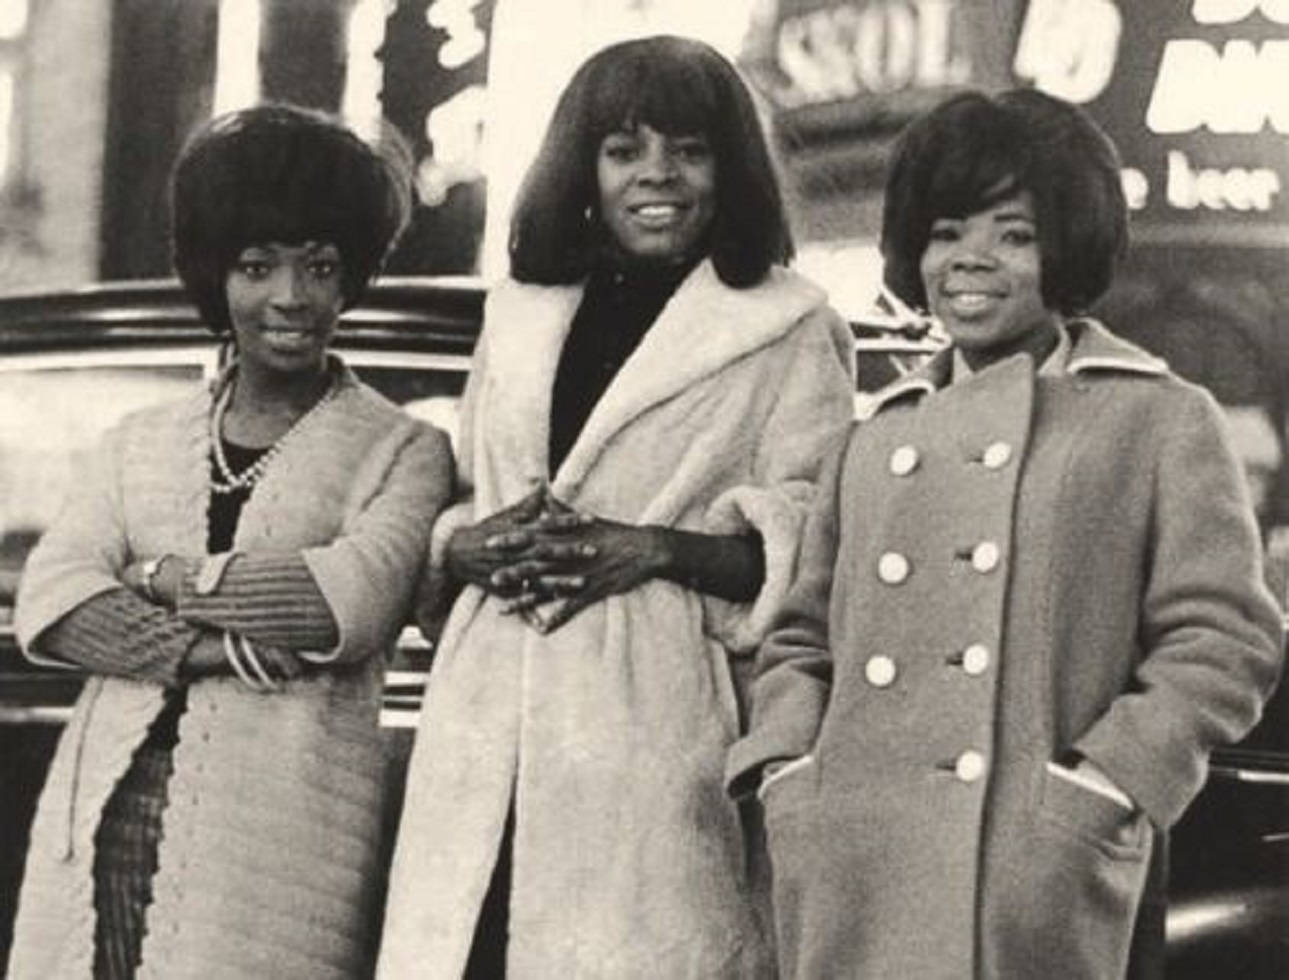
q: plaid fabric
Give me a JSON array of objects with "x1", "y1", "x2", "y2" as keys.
[{"x1": 91, "y1": 697, "x2": 180, "y2": 979}]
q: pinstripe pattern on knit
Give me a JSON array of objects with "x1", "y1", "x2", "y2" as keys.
[
  {"x1": 40, "y1": 587, "x2": 199, "y2": 687},
  {"x1": 176, "y1": 555, "x2": 337, "y2": 649},
  {"x1": 92, "y1": 740, "x2": 174, "y2": 979}
]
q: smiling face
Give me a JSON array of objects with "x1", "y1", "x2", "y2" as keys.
[
  {"x1": 595, "y1": 123, "x2": 717, "y2": 267},
  {"x1": 919, "y1": 190, "x2": 1062, "y2": 370},
  {"x1": 225, "y1": 241, "x2": 344, "y2": 378}
]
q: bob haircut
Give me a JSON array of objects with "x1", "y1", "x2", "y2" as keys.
[
  {"x1": 881, "y1": 88, "x2": 1127, "y2": 316},
  {"x1": 508, "y1": 35, "x2": 793, "y2": 288},
  {"x1": 171, "y1": 104, "x2": 412, "y2": 334}
]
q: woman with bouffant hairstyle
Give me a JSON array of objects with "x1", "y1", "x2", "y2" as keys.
[
  {"x1": 8, "y1": 104, "x2": 451, "y2": 980},
  {"x1": 880, "y1": 87, "x2": 1127, "y2": 318},
  {"x1": 731, "y1": 88, "x2": 1282, "y2": 979},
  {"x1": 172, "y1": 103, "x2": 412, "y2": 333}
]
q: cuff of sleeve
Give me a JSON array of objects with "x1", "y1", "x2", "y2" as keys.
[
  {"x1": 702, "y1": 483, "x2": 810, "y2": 655},
  {"x1": 429, "y1": 501, "x2": 474, "y2": 577},
  {"x1": 415, "y1": 500, "x2": 474, "y2": 631},
  {"x1": 1045, "y1": 760, "x2": 1135, "y2": 811},
  {"x1": 1074, "y1": 710, "x2": 1204, "y2": 828},
  {"x1": 727, "y1": 730, "x2": 803, "y2": 799},
  {"x1": 725, "y1": 662, "x2": 830, "y2": 797},
  {"x1": 191, "y1": 552, "x2": 239, "y2": 596}
]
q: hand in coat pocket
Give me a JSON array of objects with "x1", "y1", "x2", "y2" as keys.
[{"x1": 1040, "y1": 761, "x2": 1147, "y2": 859}]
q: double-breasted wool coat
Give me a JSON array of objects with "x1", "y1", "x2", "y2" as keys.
[
  {"x1": 728, "y1": 321, "x2": 1284, "y2": 980},
  {"x1": 378, "y1": 260, "x2": 856, "y2": 979},
  {"x1": 10, "y1": 363, "x2": 452, "y2": 979}
]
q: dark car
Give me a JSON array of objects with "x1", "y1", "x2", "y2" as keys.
[{"x1": 0, "y1": 279, "x2": 1285, "y2": 975}]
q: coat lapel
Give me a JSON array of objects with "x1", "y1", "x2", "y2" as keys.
[
  {"x1": 865, "y1": 318, "x2": 1167, "y2": 421},
  {"x1": 480, "y1": 279, "x2": 585, "y2": 485},
  {"x1": 1066, "y1": 319, "x2": 1168, "y2": 376},
  {"x1": 554, "y1": 260, "x2": 824, "y2": 493}
]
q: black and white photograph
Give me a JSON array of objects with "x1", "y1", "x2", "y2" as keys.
[{"x1": 0, "y1": 2, "x2": 1286, "y2": 978}]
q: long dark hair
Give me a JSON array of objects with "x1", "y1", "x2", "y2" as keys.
[{"x1": 509, "y1": 35, "x2": 793, "y2": 288}]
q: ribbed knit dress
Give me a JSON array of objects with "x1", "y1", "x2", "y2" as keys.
[{"x1": 9, "y1": 360, "x2": 453, "y2": 980}]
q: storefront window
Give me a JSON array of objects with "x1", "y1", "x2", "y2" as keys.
[{"x1": 0, "y1": 360, "x2": 207, "y2": 607}]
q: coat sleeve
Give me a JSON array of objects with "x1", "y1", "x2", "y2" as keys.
[
  {"x1": 36, "y1": 587, "x2": 200, "y2": 686},
  {"x1": 723, "y1": 436, "x2": 848, "y2": 797},
  {"x1": 176, "y1": 553, "x2": 338, "y2": 649},
  {"x1": 15, "y1": 424, "x2": 134, "y2": 666},
  {"x1": 700, "y1": 305, "x2": 856, "y2": 655},
  {"x1": 1074, "y1": 385, "x2": 1285, "y2": 827},
  {"x1": 300, "y1": 418, "x2": 455, "y2": 664}
]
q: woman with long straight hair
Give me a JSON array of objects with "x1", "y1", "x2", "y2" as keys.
[{"x1": 380, "y1": 35, "x2": 855, "y2": 979}]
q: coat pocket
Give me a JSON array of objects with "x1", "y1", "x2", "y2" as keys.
[{"x1": 1038, "y1": 762, "x2": 1148, "y2": 861}]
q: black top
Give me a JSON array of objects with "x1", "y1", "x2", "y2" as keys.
[
  {"x1": 145, "y1": 440, "x2": 268, "y2": 749},
  {"x1": 548, "y1": 259, "x2": 696, "y2": 474},
  {"x1": 207, "y1": 441, "x2": 267, "y2": 552}
]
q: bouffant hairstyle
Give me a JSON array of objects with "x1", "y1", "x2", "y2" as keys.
[
  {"x1": 171, "y1": 104, "x2": 413, "y2": 334},
  {"x1": 508, "y1": 35, "x2": 793, "y2": 288},
  {"x1": 881, "y1": 88, "x2": 1127, "y2": 316}
]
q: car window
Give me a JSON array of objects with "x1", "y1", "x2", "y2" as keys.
[
  {"x1": 346, "y1": 359, "x2": 468, "y2": 449},
  {"x1": 0, "y1": 360, "x2": 208, "y2": 613}
]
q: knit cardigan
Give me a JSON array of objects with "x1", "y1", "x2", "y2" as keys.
[{"x1": 9, "y1": 362, "x2": 452, "y2": 980}]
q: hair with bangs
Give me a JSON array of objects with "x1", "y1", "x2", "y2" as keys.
[
  {"x1": 880, "y1": 88, "x2": 1127, "y2": 316},
  {"x1": 508, "y1": 35, "x2": 793, "y2": 287},
  {"x1": 171, "y1": 103, "x2": 413, "y2": 334}
]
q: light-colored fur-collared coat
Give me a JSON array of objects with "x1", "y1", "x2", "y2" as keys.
[
  {"x1": 729, "y1": 322, "x2": 1284, "y2": 980},
  {"x1": 10, "y1": 363, "x2": 452, "y2": 980},
  {"x1": 378, "y1": 260, "x2": 856, "y2": 979}
]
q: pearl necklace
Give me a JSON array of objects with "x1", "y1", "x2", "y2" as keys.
[{"x1": 209, "y1": 375, "x2": 339, "y2": 495}]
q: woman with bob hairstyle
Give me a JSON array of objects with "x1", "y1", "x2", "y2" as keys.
[
  {"x1": 8, "y1": 104, "x2": 453, "y2": 979},
  {"x1": 728, "y1": 88, "x2": 1283, "y2": 979},
  {"x1": 379, "y1": 34, "x2": 854, "y2": 979}
]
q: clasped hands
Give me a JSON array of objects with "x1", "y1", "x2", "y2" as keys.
[{"x1": 445, "y1": 483, "x2": 668, "y2": 633}]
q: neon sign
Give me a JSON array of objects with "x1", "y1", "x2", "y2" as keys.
[
  {"x1": 1146, "y1": 39, "x2": 1289, "y2": 133},
  {"x1": 1013, "y1": 0, "x2": 1121, "y2": 104},
  {"x1": 1021, "y1": 0, "x2": 1289, "y2": 227},
  {"x1": 750, "y1": 0, "x2": 975, "y2": 111}
]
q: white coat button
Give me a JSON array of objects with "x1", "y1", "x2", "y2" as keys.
[
  {"x1": 889, "y1": 445, "x2": 919, "y2": 476},
  {"x1": 865, "y1": 655, "x2": 897, "y2": 687},
  {"x1": 962, "y1": 644, "x2": 991, "y2": 675},
  {"x1": 982, "y1": 441, "x2": 1012, "y2": 469},
  {"x1": 878, "y1": 552, "x2": 910, "y2": 584},
  {"x1": 955, "y1": 750, "x2": 986, "y2": 783},
  {"x1": 971, "y1": 541, "x2": 1000, "y2": 573}
]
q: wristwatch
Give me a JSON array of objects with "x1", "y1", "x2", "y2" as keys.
[{"x1": 140, "y1": 556, "x2": 166, "y2": 603}]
